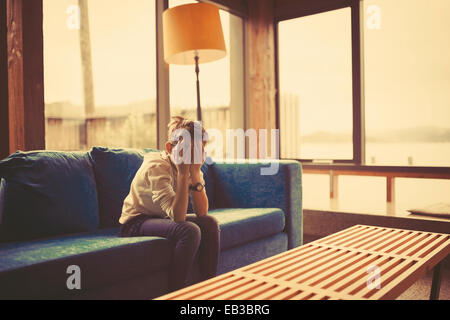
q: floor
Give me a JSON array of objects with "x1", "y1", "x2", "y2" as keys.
[{"x1": 397, "y1": 267, "x2": 450, "y2": 300}]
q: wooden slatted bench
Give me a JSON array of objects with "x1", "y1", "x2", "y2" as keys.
[{"x1": 156, "y1": 225, "x2": 450, "y2": 300}]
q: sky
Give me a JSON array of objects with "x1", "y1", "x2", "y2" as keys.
[{"x1": 279, "y1": 0, "x2": 450, "y2": 134}]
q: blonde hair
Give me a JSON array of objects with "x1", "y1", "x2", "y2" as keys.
[{"x1": 167, "y1": 116, "x2": 207, "y2": 145}]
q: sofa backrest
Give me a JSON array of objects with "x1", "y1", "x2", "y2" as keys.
[
  {"x1": 89, "y1": 147, "x2": 216, "y2": 229},
  {"x1": 89, "y1": 147, "x2": 157, "y2": 228},
  {"x1": 0, "y1": 151, "x2": 99, "y2": 243}
]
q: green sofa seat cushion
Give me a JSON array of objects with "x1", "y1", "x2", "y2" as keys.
[
  {"x1": 0, "y1": 228, "x2": 172, "y2": 299},
  {"x1": 209, "y1": 208, "x2": 285, "y2": 250}
]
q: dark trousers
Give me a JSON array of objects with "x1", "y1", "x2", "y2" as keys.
[{"x1": 120, "y1": 214, "x2": 220, "y2": 292}]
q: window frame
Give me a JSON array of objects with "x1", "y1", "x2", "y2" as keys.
[{"x1": 275, "y1": 0, "x2": 364, "y2": 165}]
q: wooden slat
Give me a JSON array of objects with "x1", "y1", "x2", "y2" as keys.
[
  {"x1": 325, "y1": 255, "x2": 392, "y2": 293},
  {"x1": 389, "y1": 232, "x2": 430, "y2": 256},
  {"x1": 247, "y1": 245, "x2": 330, "y2": 275},
  {"x1": 370, "y1": 237, "x2": 450, "y2": 300},
  {"x1": 381, "y1": 230, "x2": 423, "y2": 254},
  {"x1": 401, "y1": 233, "x2": 438, "y2": 257},
  {"x1": 318, "y1": 253, "x2": 382, "y2": 290},
  {"x1": 270, "y1": 287, "x2": 302, "y2": 300},
  {"x1": 287, "y1": 290, "x2": 312, "y2": 300},
  {"x1": 232, "y1": 271, "x2": 356, "y2": 300},
  {"x1": 310, "y1": 242, "x2": 419, "y2": 262},
  {"x1": 242, "y1": 244, "x2": 316, "y2": 273},
  {"x1": 294, "y1": 251, "x2": 364, "y2": 285},
  {"x1": 357, "y1": 259, "x2": 415, "y2": 298},
  {"x1": 194, "y1": 277, "x2": 254, "y2": 300},
  {"x1": 363, "y1": 229, "x2": 411, "y2": 252},
  {"x1": 155, "y1": 273, "x2": 235, "y2": 300},
  {"x1": 263, "y1": 248, "x2": 341, "y2": 279},
  {"x1": 250, "y1": 285, "x2": 288, "y2": 300},
  {"x1": 216, "y1": 279, "x2": 263, "y2": 300},
  {"x1": 338, "y1": 257, "x2": 403, "y2": 295},
  {"x1": 318, "y1": 225, "x2": 368, "y2": 245},
  {"x1": 279, "y1": 249, "x2": 352, "y2": 282},
  {"x1": 353, "y1": 228, "x2": 405, "y2": 250},
  {"x1": 414, "y1": 235, "x2": 449, "y2": 259},
  {"x1": 330, "y1": 226, "x2": 393, "y2": 248},
  {"x1": 232, "y1": 282, "x2": 278, "y2": 300}
]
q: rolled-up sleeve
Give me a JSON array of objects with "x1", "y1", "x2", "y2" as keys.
[{"x1": 146, "y1": 164, "x2": 176, "y2": 220}]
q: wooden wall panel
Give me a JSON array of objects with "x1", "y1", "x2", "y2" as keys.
[
  {"x1": 0, "y1": 1, "x2": 9, "y2": 159},
  {"x1": 21, "y1": 0, "x2": 45, "y2": 152},
  {"x1": 4, "y1": 0, "x2": 45, "y2": 156}
]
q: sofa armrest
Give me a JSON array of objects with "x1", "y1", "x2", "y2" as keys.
[{"x1": 210, "y1": 160, "x2": 302, "y2": 249}]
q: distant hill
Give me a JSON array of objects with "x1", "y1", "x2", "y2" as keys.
[
  {"x1": 367, "y1": 126, "x2": 450, "y2": 143},
  {"x1": 302, "y1": 127, "x2": 450, "y2": 143}
]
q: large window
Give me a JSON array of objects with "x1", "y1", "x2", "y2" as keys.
[
  {"x1": 43, "y1": 0, "x2": 157, "y2": 151},
  {"x1": 278, "y1": 1, "x2": 450, "y2": 167},
  {"x1": 364, "y1": 0, "x2": 450, "y2": 167},
  {"x1": 278, "y1": 8, "x2": 353, "y2": 160},
  {"x1": 278, "y1": 1, "x2": 450, "y2": 214}
]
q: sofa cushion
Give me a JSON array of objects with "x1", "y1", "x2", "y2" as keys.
[
  {"x1": 0, "y1": 228, "x2": 172, "y2": 299},
  {"x1": 209, "y1": 208, "x2": 285, "y2": 250},
  {"x1": 88, "y1": 147, "x2": 158, "y2": 228},
  {"x1": 0, "y1": 151, "x2": 99, "y2": 242}
]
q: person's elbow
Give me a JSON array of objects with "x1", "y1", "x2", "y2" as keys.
[
  {"x1": 194, "y1": 203, "x2": 209, "y2": 217},
  {"x1": 195, "y1": 209, "x2": 208, "y2": 217},
  {"x1": 171, "y1": 208, "x2": 186, "y2": 223}
]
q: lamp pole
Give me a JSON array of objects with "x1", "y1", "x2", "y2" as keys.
[{"x1": 194, "y1": 55, "x2": 202, "y2": 121}]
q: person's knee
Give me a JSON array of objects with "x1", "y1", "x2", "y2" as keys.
[
  {"x1": 176, "y1": 221, "x2": 201, "y2": 244},
  {"x1": 199, "y1": 215, "x2": 220, "y2": 233}
]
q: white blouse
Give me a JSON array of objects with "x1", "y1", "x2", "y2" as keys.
[{"x1": 119, "y1": 151, "x2": 204, "y2": 224}]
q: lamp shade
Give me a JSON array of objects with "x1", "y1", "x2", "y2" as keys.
[{"x1": 163, "y1": 3, "x2": 227, "y2": 65}]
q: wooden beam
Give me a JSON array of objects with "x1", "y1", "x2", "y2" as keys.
[
  {"x1": 330, "y1": 170, "x2": 339, "y2": 199},
  {"x1": 229, "y1": 13, "x2": 245, "y2": 131},
  {"x1": 275, "y1": 0, "x2": 354, "y2": 21},
  {"x1": 351, "y1": 1, "x2": 365, "y2": 164},
  {"x1": 386, "y1": 176, "x2": 395, "y2": 203},
  {"x1": 6, "y1": 0, "x2": 45, "y2": 154},
  {"x1": 156, "y1": 0, "x2": 170, "y2": 150},
  {"x1": 246, "y1": 0, "x2": 276, "y2": 157},
  {"x1": 201, "y1": 0, "x2": 248, "y2": 17},
  {"x1": 0, "y1": 1, "x2": 9, "y2": 159}
]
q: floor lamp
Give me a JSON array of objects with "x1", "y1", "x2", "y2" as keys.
[{"x1": 163, "y1": 3, "x2": 227, "y2": 122}]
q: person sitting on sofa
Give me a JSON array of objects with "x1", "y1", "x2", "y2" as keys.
[{"x1": 118, "y1": 116, "x2": 220, "y2": 292}]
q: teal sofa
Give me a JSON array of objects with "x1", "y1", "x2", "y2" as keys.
[{"x1": 0, "y1": 147, "x2": 302, "y2": 299}]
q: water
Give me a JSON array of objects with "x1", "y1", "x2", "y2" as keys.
[{"x1": 287, "y1": 142, "x2": 450, "y2": 167}]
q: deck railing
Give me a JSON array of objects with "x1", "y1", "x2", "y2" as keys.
[
  {"x1": 45, "y1": 106, "x2": 229, "y2": 151},
  {"x1": 302, "y1": 164, "x2": 450, "y2": 204}
]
